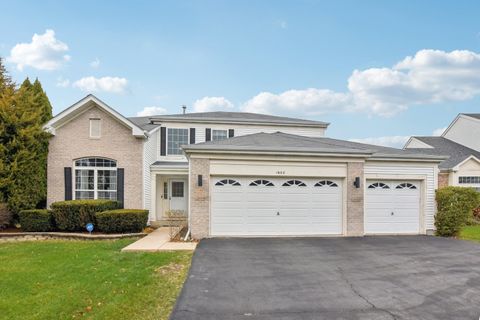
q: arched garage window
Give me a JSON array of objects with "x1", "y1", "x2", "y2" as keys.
[
  {"x1": 215, "y1": 179, "x2": 241, "y2": 186},
  {"x1": 395, "y1": 183, "x2": 417, "y2": 189},
  {"x1": 282, "y1": 180, "x2": 306, "y2": 187},
  {"x1": 74, "y1": 157, "x2": 117, "y2": 200},
  {"x1": 314, "y1": 180, "x2": 338, "y2": 187},
  {"x1": 368, "y1": 182, "x2": 389, "y2": 189},
  {"x1": 249, "y1": 179, "x2": 274, "y2": 186}
]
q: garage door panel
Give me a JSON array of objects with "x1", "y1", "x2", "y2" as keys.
[
  {"x1": 211, "y1": 177, "x2": 343, "y2": 236},
  {"x1": 365, "y1": 180, "x2": 420, "y2": 234}
]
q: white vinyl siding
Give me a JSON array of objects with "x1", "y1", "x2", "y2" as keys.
[
  {"x1": 443, "y1": 116, "x2": 480, "y2": 152},
  {"x1": 143, "y1": 127, "x2": 158, "y2": 215},
  {"x1": 364, "y1": 162, "x2": 437, "y2": 231}
]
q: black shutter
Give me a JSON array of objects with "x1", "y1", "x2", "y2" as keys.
[
  {"x1": 190, "y1": 128, "x2": 196, "y2": 144},
  {"x1": 160, "y1": 127, "x2": 166, "y2": 156},
  {"x1": 205, "y1": 128, "x2": 211, "y2": 141},
  {"x1": 117, "y1": 168, "x2": 124, "y2": 208},
  {"x1": 64, "y1": 167, "x2": 72, "y2": 200},
  {"x1": 228, "y1": 129, "x2": 234, "y2": 138}
]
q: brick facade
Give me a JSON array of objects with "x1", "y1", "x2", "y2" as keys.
[
  {"x1": 189, "y1": 158, "x2": 210, "y2": 239},
  {"x1": 47, "y1": 106, "x2": 144, "y2": 209},
  {"x1": 346, "y1": 162, "x2": 365, "y2": 236},
  {"x1": 438, "y1": 173, "x2": 449, "y2": 188}
]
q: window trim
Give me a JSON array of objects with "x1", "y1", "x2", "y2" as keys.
[
  {"x1": 211, "y1": 129, "x2": 228, "y2": 141},
  {"x1": 73, "y1": 157, "x2": 117, "y2": 200},
  {"x1": 166, "y1": 128, "x2": 189, "y2": 156},
  {"x1": 89, "y1": 118, "x2": 102, "y2": 139}
]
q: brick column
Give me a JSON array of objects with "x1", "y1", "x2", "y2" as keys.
[
  {"x1": 346, "y1": 162, "x2": 364, "y2": 236},
  {"x1": 189, "y1": 158, "x2": 210, "y2": 239},
  {"x1": 438, "y1": 173, "x2": 449, "y2": 188}
]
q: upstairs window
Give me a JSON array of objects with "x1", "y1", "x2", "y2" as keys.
[
  {"x1": 89, "y1": 118, "x2": 101, "y2": 138},
  {"x1": 74, "y1": 157, "x2": 117, "y2": 200},
  {"x1": 167, "y1": 128, "x2": 189, "y2": 155},
  {"x1": 212, "y1": 129, "x2": 228, "y2": 141}
]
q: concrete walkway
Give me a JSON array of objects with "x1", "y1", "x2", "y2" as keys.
[{"x1": 121, "y1": 228, "x2": 196, "y2": 252}]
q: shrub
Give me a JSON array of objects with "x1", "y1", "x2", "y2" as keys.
[
  {"x1": 95, "y1": 209, "x2": 148, "y2": 233},
  {"x1": 51, "y1": 200, "x2": 119, "y2": 231},
  {"x1": 0, "y1": 203, "x2": 12, "y2": 230},
  {"x1": 18, "y1": 209, "x2": 54, "y2": 232},
  {"x1": 435, "y1": 187, "x2": 480, "y2": 237}
]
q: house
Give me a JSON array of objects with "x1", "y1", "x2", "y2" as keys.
[
  {"x1": 44, "y1": 94, "x2": 445, "y2": 239},
  {"x1": 404, "y1": 113, "x2": 480, "y2": 189}
]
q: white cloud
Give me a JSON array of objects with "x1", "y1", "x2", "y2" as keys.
[
  {"x1": 349, "y1": 135, "x2": 411, "y2": 148},
  {"x1": 7, "y1": 29, "x2": 70, "y2": 71},
  {"x1": 90, "y1": 58, "x2": 100, "y2": 68},
  {"x1": 241, "y1": 49, "x2": 480, "y2": 117},
  {"x1": 136, "y1": 106, "x2": 168, "y2": 116},
  {"x1": 279, "y1": 21, "x2": 288, "y2": 29},
  {"x1": 56, "y1": 77, "x2": 70, "y2": 88},
  {"x1": 193, "y1": 96, "x2": 234, "y2": 112},
  {"x1": 432, "y1": 126, "x2": 447, "y2": 136},
  {"x1": 72, "y1": 76, "x2": 128, "y2": 93}
]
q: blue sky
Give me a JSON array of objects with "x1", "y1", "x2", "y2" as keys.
[{"x1": 1, "y1": 0, "x2": 480, "y2": 147}]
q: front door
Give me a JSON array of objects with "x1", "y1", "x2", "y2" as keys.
[{"x1": 169, "y1": 179, "x2": 187, "y2": 213}]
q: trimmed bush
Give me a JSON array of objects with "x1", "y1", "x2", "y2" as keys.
[
  {"x1": 0, "y1": 203, "x2": 12, "y2": 230},
  {"x1": 435, "y1": 187, "x2": 480, "y2": 237},
  {"x1": 95, "y1": 209, "x2": 148, "y2": 233},
  {"x1": 18, "y1": 209, "x2": 54, "y2": 232},
  {"x1": 51, "y1": 200, "x2": 119, "y2": 231}
]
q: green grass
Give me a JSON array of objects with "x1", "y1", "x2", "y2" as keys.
[
  {"x1": 459, "y1": 225, "x2": 480, "y2": 242},
  {"x1": 0, "y1": 239, "x2": 192, "y2": 320}
]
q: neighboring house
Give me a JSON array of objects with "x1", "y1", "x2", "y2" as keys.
[
  {"x1": 405, "y1": 113, "x2": 480, "y2": 189},
  {"x1": 44, "y1": 94, "x2": 445, "y2": 239}
]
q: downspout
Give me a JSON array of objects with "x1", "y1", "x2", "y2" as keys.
[{"x1": 184, "y1": 153, "x2": 192, "y2": 241}]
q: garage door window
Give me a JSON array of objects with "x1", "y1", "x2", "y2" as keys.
[
  {"x1": 282, "y1": 180, "x2": 306, "y2": 187},
  {"x1": 395, "y1": 183, "x2": 417, "y2": 189},
  {"x1": 368, "y1": 182, "x2": 389, "y2": 189},
  {"x1": 249, "y1": 179, "x2": 274, "y2": 186},
  {"x1": 215, "y1": 179, "x2": 241, "y2": 186},
  {"x1": 314, "y1": 180, "x2": 338, "y2": 187}
]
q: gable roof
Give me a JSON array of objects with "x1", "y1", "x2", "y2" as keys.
[
  {"x1": 44, "y1": 94, "x2": 146, "y2": 137},
  {"x1": 462, "y1": 113, "x2": 480, "y2": 120},
  {"x1": 182, "y1": 132, "x2": 446, "y2": 161},
  {"x1": 146, "y1": 111, "x2": 329, "y2": 128},
  {"x1": 406, "y1": 136, "x2": 480, "y2": 169}
]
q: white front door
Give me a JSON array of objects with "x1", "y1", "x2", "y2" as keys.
[
  {"x1": 365, "y1": 181, "x2": 421, "y2": 234},
  {"x1": 169, "y1": 179, "x2": 187, "y2": 213},
  {"x1": 210, "y1": 177, "x2": 343, "y2": 236}
]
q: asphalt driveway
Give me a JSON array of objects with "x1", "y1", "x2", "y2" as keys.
[{"x1": 170, "y1": 236, "x2": 480, "y2": 320}]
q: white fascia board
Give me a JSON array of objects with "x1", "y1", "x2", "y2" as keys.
[{"x1": 43, "y1": 94, "x2": 146, "y2": 138}]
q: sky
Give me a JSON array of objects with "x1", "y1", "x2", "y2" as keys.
[{"x1": 1, "y1": 0, "x2": 480, "y2": 147}]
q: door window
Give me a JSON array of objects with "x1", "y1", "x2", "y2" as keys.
[{"x1": 171, "y1": 182, "x2": 184, "y2": 197}]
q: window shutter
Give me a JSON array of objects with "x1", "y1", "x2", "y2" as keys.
[
  {"x1": 190, "y1": 128, "x2": 196, "y2": 144},
  {"x1": 64, "y1": 167, "x2": 72, "y2": 200},
  {"x1": 205, "y1": 128, "x2": 211, "y2": 141},
  {"x1": 117, "y1": 168, "x2": 124, "y2": 208},
  {"x1": 228, "y1": 129, "x2": 234, "y2": 138},
  {"x1": 160, "y1": 127, "x2": 166, "y2": 156}
]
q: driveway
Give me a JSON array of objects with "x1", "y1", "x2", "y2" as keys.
[{"x1": 170, "y1": 236, "x2": 480, "y2": 320}]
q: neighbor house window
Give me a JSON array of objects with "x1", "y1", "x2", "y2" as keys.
[
  {"x1": 459, "y1": 176, "x2": 480, "y2": 184},
  {"x1": 89, "y1": 118, "x2": 101, "y2": 138},
  {"x1": 212, "y1": 129, "x2": 228, "y2": 141},
  {"x1": 167, "y1": 128, "x2": 188, "y2": 155},
  {"x1": 74, "y1": 157, "x2": 117, "y2": 200}
]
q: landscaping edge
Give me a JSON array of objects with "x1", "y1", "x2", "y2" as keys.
[{"x1": 0, "y1": 231, "x2": 146, "y2": 242}]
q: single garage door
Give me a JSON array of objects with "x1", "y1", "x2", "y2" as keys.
[
  {"x1": 365, "y1": 181, "x2": 420, "y2": 234},
  {"x1": 211, "y1": 177, "x2": 343, "y2": 236}
]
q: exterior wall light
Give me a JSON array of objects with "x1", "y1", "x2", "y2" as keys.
[
  {"x1": 198, "y1": 175, "x2": 203, "y2": 187},
  {"x1": 353, "y1": 177, "x2": 361, "y2": 188}
]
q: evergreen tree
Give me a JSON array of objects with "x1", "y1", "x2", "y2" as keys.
[{"x1": 0, "y1": 59, "x2": 53, "y2": 213}]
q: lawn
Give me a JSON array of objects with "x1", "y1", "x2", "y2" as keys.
[
  {"x1": 459, "y1": 225, "x2": 480, "y2": 242},
  {"x1": 0, "y1": 239, "x2": 192, "y2": 320}
]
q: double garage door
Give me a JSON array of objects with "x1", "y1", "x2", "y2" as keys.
[
  {"x1": 211, "y1": 177, "x2": 343, "y2": 236},
  {"x1": 211, "y1": 177, "x2": 421, "y2": 237}
]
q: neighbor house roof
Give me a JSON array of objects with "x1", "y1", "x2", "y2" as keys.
[
  {"x1": 462, "y1": 113, "x2": 480, "y2": 120},
  {"x1": 182, "y1": 132, "x2": 446, "y2": 161},
  {"x1": 145, "y1": 111, "x2": 329, "y2": 128},
  {"x1": 405, "y1": 136, "x2": 480, "y2": 170}
]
